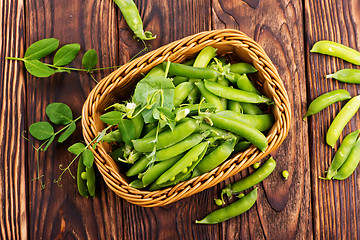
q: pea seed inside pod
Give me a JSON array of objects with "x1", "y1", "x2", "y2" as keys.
[
  {"x1": 181, "y1": 168, "x2": 188, "y2": 174},
  {"x1": 81, "y1": 172, "x2": 87, "y2": 180}
]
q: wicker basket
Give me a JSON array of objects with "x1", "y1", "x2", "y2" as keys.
[{"x1": 82, "y1": 29, "x2": 291, "y2": 207}]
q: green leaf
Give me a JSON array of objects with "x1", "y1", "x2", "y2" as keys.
[
  {"x1": 45, "y1": 103, "x2": 73, "y2": 125},
  {"x1": 118, "y1": 119, "x2": 136, "y2": 146},
  {"x1": 134, "y1": 75, "x2": 175, "y2": 123},
  {"x1": 100, "y1": 111, "x2": 123, "y2": 125},
  {"x1": 102, "y1": 129, "x2": 122, "y2": 142},
  {"x1": 24, "y1": 60, "x2": 55, "y2": 78},
  {"x1": 82, "y1": 49, "x2": 98, "y2": 72},
  {"x1": 24, "y1": 38, "x2": 59, "y2": 60},
  {"x1": 53, "y1": 43, "x2": 80, "y2": 66},
  {"x1": 68, "y1": 142, "x2": 86, "y2": 155},
  {"x1": 82, "y1": 149, "x2": 94, "y2": 168},
  {"x1": 42, "y1": 135, "x2": 55, "y2": 151},
  {"x1": 58, "y1": 122, "x2": 76, "y2": 143},
  {"x1": 29, "y1": 122, "x2": 54, "y2": 140}
]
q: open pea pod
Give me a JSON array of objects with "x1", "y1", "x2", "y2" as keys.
[{"x1": 77, "y1": 156, "x2": 96, "y2": 197}]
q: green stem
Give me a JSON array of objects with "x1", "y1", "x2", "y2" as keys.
[
  {"x1": 89, "y1": 73, "x2": 99, "y2": 84},
  {"x1": 43, "y1": 63, "x2": 87, "y2": 72},
  {"x1": 53, "y1": 115, "x2": 82, "y2": 137},
  {"x1": 6, "y1": 57, "x2": 24, "y2": 61}
]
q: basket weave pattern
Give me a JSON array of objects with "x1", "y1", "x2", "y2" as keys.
[{"x1": 82, "y1": 29, "x2": 291, "y2": 207}]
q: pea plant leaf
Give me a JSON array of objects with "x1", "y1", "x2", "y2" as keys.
[
  {"x1": 45, "y1": 102, "x2": 73, "y2": 125},
  {"x1": 117, "y1": 119, "x2": 136, "y2": 146},
  {"x1": 24, "y1": 60, "x2": 55, "y2": 78},
  {"x1": 53, "y1": 43, "x2": 81, "y2": 66},
  {"x1": 29, "y1": 122, "x2": 55, "y2": 140},
  {"x1": 58, "y1": 122, "x2": 76, "y2": 143},
  {"x1": 82, "y1": 149, "x2": 94, "y2": 168},
  {"x1": 100, "y1": 111, "x2": 123, "y2": 125},
  {"x1": 134, "y1": 75, "x2": 175, "y2": 123},
  {"x1": 68, "y1": 142, "x2": 86, "y2": 155},
  {"x1": 156, "y1": 107, "x2": 176, "y2": 130},
  {"x1": 24, "y1": 38, "x2": 59, "y2": 60},
  {"x1": 82, "y1": 49, "x2": 98, "y2": 72}
]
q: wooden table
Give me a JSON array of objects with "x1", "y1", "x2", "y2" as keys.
[{"x1": 1, "y1": 0, "x2": 359, "y2": 239}]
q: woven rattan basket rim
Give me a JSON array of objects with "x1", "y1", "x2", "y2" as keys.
[{"x1": 82, "y1": 29, "x2": 291, "y2": 207}]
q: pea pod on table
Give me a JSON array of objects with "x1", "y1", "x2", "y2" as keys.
[
  {"x1": 77, "y1": 156, "x2": 96, "y2": 197},
  {"x1": 303, "y1": 89, "x2": 351, "y2": 120},
  {"x1": 333, "y1": 136, "x2": 360, "y2": 180},
  {"x1": 326, "y1": 95, "x2": 360, "y2": 148},
  {"x1": 196, "y1": 187, "x2": 258, "y2": 224},
  {"x1": 310, "y1": 40, "x2": 360, "y2": 65},
  {"x1": 326, "y1": 69, "x2": 360, "y2": 84}
]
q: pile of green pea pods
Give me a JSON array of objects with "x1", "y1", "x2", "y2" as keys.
[
  {"x1": 101, "y1": 46, "x2": 275, "y2": 191},
  {"x1": 307, "y1": 41, "x2": 360, "y2": 180}
]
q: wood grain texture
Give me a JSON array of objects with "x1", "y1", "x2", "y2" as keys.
[
  {"x1": 304, "y1": 0, "x2": 360, "y2": 239},
  {"x1": 25, "y1": 0, "x2": 123, "y2": 239},
  {"x1": 212, "y1": 0, "x2": 312, "y2": 239},
  {"x1": 0, "y1": 0, "x2": 28, "y2": 239}
]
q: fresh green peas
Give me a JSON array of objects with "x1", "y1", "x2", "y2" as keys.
[
  {"x1": 310, "y1": 40, "x2": 360, "y2": 65},
  {"x1": 326, "y1": 95, "x2": 360, "y2": 148},
  {"x1": 191, "y1": 46, "x2": 217, "y2": 69},
  {"x1": 163, "y1": 62, "x2": 219, "y2": 79},
  {"x1": 132, "y1": 119, "x2": 198, "y2": 152},
  {"x1": 214, "y1": 198, "x2": 223, "y2": 206},
  {"x1": 228, "y1": 100, "x2": 242, "y2": 113},
  {"x1": 229, "y1": 157, "x2": 276, "y2": 193},
  {"x1": 322, "y1": 130, "x2": 360, "y2": 180},
  {"x1": 252, "y1": 162, "x2": 260, "y2": 169},
  {"x1": 156, "y1": 142, "x2": 209, "y2": 185},
  {"x1": 236, "y1": 74, "x2": 261, "y2": 94},
  {"x1": 215, "y1": 111, "x2": 274, "y2": 132},
  {"x1": 126, "y1": 155, "x2": 150, "y2": 177},
  {"x1": 155, "y1": 132, "x2": 209, "y2": 161},
  {"x1": 195, "y1": 81, "x2": 224, "y2": 111},
  {"x1": 326, "y1": 69, "x2": 360, "y2": 84},
  {"x1": 173, "y1": 82, "x2": 195, "y2": 107},
  {"x1": 192, "y1": 138, "x2": 236, "y2": 177},
  {"x1": 240, "y1": 103, "x2": 263, "y2": 115},
  {"x1": 113, "y1": 0, "x2": 156, "y2": 41},
  {"x1": 195, "y1": 187, "x2": 258, "y2": 224},
  {"x1": 77, "y1": 156, "x2": 96, "y2": 197},
  {"x1": 303, "y1": 89, "x2": 351, "y2": 120},
  {"x1": 282, "y1": 170, "x2": 289, "y2": 180},
  {"x1": 210, "y1": 114, "x2": 268, "y2": 152},
  {"x1": 204, "y1": 80, "x2": 272, "y2": 104},
  {"x1": 333, "y1": 137, "x2": 360, "y2": 180},
  {"x1": 230, "y1": 62, "x2": 258, "y2": 74}
]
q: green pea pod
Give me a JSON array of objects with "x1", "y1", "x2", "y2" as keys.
[
  {"x1": 210, "y1": 115, "x2": 268, "y2": 152},
  {"x1": 230, "y1": 157, "x2": 276, "y2": 193},
  {"x1": 192, "y1": 138, "x2": 236, "y2": 177},
  {"x1": 326, "y1": 69, "x2": 360, "y2": 84},
  {"x1": 195, "y1": 187, "x2": 258, "y2": 224},
  {"x1": 141, "y1": 154, "x2": 183, "y2": 187},
  {"x1": 198, "y1": 123, "x2": 235, "y2": 139},
  {"x1": 303, "y1": 89, "x2": 351, "y2": 120},
  {"x1": 228, "y1": 100, "x2": 243, "y2": 113},
  {"x1": 131, "y1": 113, "x2": 144, "y2": 139},
  {"x1": 234, "y1": 141, "x2": 251, "y2": 152},
  {"x1": 230, "y1": 63, "x2": 257, "y2": 74},
  {"x1": 192, "y1": 46, "x2": 217, "y2": 69},
  {"x1": 125, "y1": 155, "x2": 150, "y2": 177},
  {"x1": 236, "y1": 74, "x2": 261, "y2": 94},
  {"x1": 173, "y1": 76, "x2": 188, "y2": 86},
  {"x1": 129, "y1": 179, "x2": 145, "y2": 189},
  {"x1": 132, "y1": 119, "x2": 198, "y2": 152},
  {"x1": 174, "y1": 82, "x2": 195, "y2": 107},
  {"x1": 77, "y1": 156, "x2": 89, "y2": 197},
  {"x1": 113, "y1": 0, "x2": 156, "y2": 41},
  {"x1": 86, "y1": 166, "x2": 96, "y2": 197},
  {"x1": 163, "y1": 62, "x2": 219, "y2": 79},
  {"x1": 187, "y1": 87, "x2": 199, "y2": 104},
  {"x1": 240, "y1": 103, "x2": 263, "y2": 115},
  {"x1": 156, "y1": 141, "x2": 209, "y2": 185},
  {"x1": 195, "y1": 81, "x2": 224, "y2": 111},
  {"x1": 333, "y1": 137, "x2": 360, "y2": 180},
  {"x1": 326, "y1": 95, "x2": 360, "y2": 148},
  {"x1": 310, "y1": 40, "x2": 360, "y2": 65},
  {"x1": 324, "y1": 130, "x2": 360, "y2": 179},
  {"x1": 145, "y1": 65, "x2": 165, "y2": 77},
  {"x1": 215, "y1": 111, "x2": 274, "y2": 132},
  {"x1": 204, "y1": 80, "x2": 272, "y2": 104},
  {"x1": 155, "y1": 132, "x2": 209, "y2": 161}
]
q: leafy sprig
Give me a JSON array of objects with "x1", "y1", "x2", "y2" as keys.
[{"x1": 6, "y1": 38, "x2": 119, "y2": 82}]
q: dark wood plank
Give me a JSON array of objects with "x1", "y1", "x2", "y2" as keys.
[
  {"x1": 25, "y1": 0, "x2": 124, "y2": 239},
  {"x1": 118, "y1": 1, "x2": 221, "y2": 239},
  {"x1": 212, "y1": 0, "x2": 313, "y2": 239},
  {"x1": 304, "y1": 0, "x2": 360, "y2": 239},
  {"x1": 0, "y1": 0, "x2": 28, "y2": 239}
]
